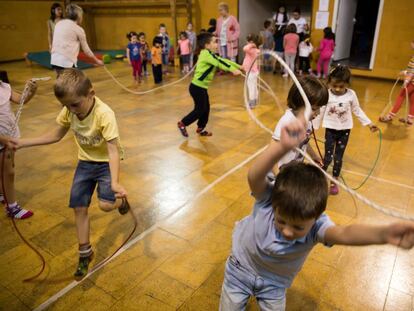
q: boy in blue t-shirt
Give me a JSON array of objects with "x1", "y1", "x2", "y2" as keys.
[{"x1": 220, "y1": 117, "x2": 414, "y2": 310}]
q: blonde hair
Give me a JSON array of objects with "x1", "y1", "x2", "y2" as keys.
[
  {"x1": 66, "y1": 4, "x2": 83, "y2": 22},
  {"x1": 218, "y1": 2, "x2": 229, "y2": 12},
  {"x1": 54, "y1": 68, "x2": 92, "y2": 99}
]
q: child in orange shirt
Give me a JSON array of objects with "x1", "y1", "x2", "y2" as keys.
[{"x1": 151, "y1": 37, "x2": 163, "y2": 84}]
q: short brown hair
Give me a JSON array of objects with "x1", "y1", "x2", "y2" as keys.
[
  {"x1": 287, "y1": 76, "x2": 328, "y2": 110},
  {"x1": 54, "y1": 68, "x2": 93, "y2": 99},
  {"x1": 272, "y1": 162, "x2": 328, "y2": 220},
  {"x1": 246, "y1": 33, "x2": 261, "y2": 47},
  {"x1": 328, "y1": 64, "x2": 351, "y2": 84},
  {"x1": 285, "y1": 23, "x2": 297, "y2": 34}
]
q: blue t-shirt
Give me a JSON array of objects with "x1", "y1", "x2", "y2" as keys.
[
  {"x1": 231, "y1": 183, "x2": 335, "y2": 288},
  {"x1": 127, "y1": 42, "x2": 142, "y2": 61}
]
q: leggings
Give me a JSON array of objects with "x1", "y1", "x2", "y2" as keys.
[
  {"x1": 390, "y1": 83, "x2": 414, "y2": 116},
  {"x1": 317, "y1": 56, "x2": 331, "y2": 76},
  {"x1": 284, "y1": 53, "x2": 296, "y2": 73},
  {"x1": 142, "y1": 60, "x2": 148, "y2": 73},
  {"x1": 247, "y1": 71, "x2": 258, "y2": 102},
  {"x1": 323, "y1": 128, "x2": 351, "y2": 178},
  {"x1": 130, "y1": 60, "x2": 142, "y2": 79},
  {"x1": 299, "y1": 56, "x2": 310, "y2": 72},
  {"x1": 181, "y1": 83, "x2": 210, "y2": 129}
]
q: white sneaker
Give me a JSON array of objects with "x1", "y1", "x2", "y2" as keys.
[{"x1": 282, "y1": 73, "x2": 288, "y2": 78}]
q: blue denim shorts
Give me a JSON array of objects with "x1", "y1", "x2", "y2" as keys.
[
  {"x1": 220, "y1": 256, "x2": 286, "y2": 311},
  {"x1": 69, "y1": 161, "x2": 116, "y2": 208}
]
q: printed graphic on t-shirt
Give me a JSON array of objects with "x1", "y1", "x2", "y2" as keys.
[
  {"x1": 328, "y1": 102, "x2": 350, "y2": 124},
  {"x1": 132, "y1": 45, "x2": 139, "y2": 56},
  {"x1": 74, "y1": 130, "x2": 104, "y2": 146}
]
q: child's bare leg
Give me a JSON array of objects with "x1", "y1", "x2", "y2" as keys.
[
  {"x1": 0, "y1": 149, "x2": 16, "y2": 203},
  {"x1": 0, "y1": 150, "x2": 33, "y2": 219},
  {"x1": 74, "y1": 207, "x2": 90, "y2": 245},
  {"x1": 74, "y1": 206, "x2": 93, "y2": 280}
]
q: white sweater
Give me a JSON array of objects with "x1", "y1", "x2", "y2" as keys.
[
  {"x1": 51, "y1": 19, "x2": 94, "y2": 66},
  {"x1": 314, "y1": 89, "x2": 371, "y2": 130}
]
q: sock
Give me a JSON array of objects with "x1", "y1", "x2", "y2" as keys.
[
  {"x1": 79, "y1": 243, "x2": 93, "y2": 258},
  {"x1": 7, "y1": 201, "x2": 18, "y2": 208}
]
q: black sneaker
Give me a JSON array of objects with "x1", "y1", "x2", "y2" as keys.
[
  {"x1": 74, "y1": 252, "x2": 94, "y2": 281},
  {"x1": 118, "y1": 198, "x2": 130, "y2": 215}
]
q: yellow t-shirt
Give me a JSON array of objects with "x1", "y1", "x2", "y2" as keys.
[{"x1": 56, "y1": 96, "x2": 122, "y2": 162}]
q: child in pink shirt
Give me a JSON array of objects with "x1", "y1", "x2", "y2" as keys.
[
  {"x1": 317, "y1": 27, "x2": 335, "y2": 79},
  {"x1": 242, "y1": 34, "x2": 261, "y2": 108},
  {"x1": 178, "y1": 32, "x2": 192, "y2": 74},
  {"x1": 283, "y1": 24, "x2": 299, "y2": 78}
]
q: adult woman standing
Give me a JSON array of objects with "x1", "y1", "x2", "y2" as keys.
[
  {"x1": 273, "y1": 4, "x2": 288, "y2": 32},
  {"x1": 51, "y1": 4, "x2": 103, "y2": 72},
  {"x1": 215, "y1": 2, "x2": 240, "y2": 62},
  {"x1": 47, "y1": 3, "x2": 63, "y2": 51}
]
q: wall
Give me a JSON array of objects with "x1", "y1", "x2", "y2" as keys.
[
  {"x1": 92, "y1": 0, "x2": 238, "y2": 52},
  {"x1": 310, "y1": 0, "x2": 414, "y2": 79},
  {"x1": 351, "y1": 0, "x2": 414, "y2": 79},
  {"x1": 1, "y1": 0, "x2": 412, "y2": 80},
  {"x1": 0, "y1": 1, "x2": 62, "y2": 61},
  {"x1": 239, "y1": 0, "x2": 312, "y2": 57}
]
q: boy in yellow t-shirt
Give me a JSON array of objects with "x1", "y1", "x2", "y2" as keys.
[{"x1": 14, "y1": 69, "x2": 129, "y2": 280}]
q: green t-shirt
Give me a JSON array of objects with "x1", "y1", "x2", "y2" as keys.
[{"x1": 191, "y1": 49, "x2": 240, "y2": 89}]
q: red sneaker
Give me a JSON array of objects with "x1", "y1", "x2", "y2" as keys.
[
  {"x1": 177, "y1": 121, "x2": 188, "y2": 137},
  {"x1": 329, "y1": 183, "x2": 339, "y2": 195},
  {"x1": 6, "y1": 204, "x2": 34, "y2": 219}
]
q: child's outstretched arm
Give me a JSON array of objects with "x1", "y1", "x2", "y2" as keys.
[
  {"x1": 205, "y1": 52, "x2": 241, "y2": 75},
  {"x1": 10, "y1": 80, "x2": 37, "y2": 105},
  {"x1": 248, "y1": 117, "x2": 306, "y2": 197},
  {"x1": 350, "y1": 92, "x2": 378, "y2": 132},
  {"x1": 107, "y1": 139, "x2": 127, "y2": 198},
  {"x1": 16, "y1": 124, "x2": 68, "y2": 149},
  {"x1": 325, "y1": 222, "x2": 414, "y2": 249}
]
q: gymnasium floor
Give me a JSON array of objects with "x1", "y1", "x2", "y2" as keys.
[{"x1": 0, "y1": 60, "x2": 414, "y2": 311}]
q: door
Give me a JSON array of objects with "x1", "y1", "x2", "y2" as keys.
[{"x1": 333, "y1": 0, "x2": 357, "y2": 61}]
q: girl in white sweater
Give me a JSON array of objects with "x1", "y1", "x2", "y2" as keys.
[{"x1": 315, "y1": 65, "x2": 378, "y2": 195}]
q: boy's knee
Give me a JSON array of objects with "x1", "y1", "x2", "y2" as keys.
[
  {"x1": 74, "y1": 207, "x2": 88, "y2": 215},
  {"x1": 98, "y1": 200, "x2": 116, "y2": 212}
]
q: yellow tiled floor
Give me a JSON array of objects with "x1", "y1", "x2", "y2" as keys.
[{"x1": 0, "y1": 60, "x2": 413, "y2": 310}]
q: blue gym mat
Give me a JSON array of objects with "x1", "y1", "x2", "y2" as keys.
[{"x1": 27, "y1": 50, "x2": 125, "y2": 70}]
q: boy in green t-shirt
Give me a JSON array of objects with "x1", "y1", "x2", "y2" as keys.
[
  {"x1": 14, "y1": 69, "x2": 129, "y2": 280},
  {"x1": 177, "y1": 32, "x2": 242, "y2": 137}
]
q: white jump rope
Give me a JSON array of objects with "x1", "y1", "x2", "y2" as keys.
[{"x1": 245, "y1": 50, "x2": 414, "y2": 221}]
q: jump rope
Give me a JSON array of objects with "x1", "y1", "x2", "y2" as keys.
[
  {"x1": 244, "y1": 49, "x2": 414, "y2": 221},
  {"x1": 1, "y1": 78, "x2": 49, "y2": 282},
  {"x1": 379, "y1": 74, "x2": 411, "y2": 124},
  {"x1": 2, "y1": 77, "x2": 137, "y2": 282},
  {"x1": 6, "y1": 55, "x2": 412, "y2": 282}
]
